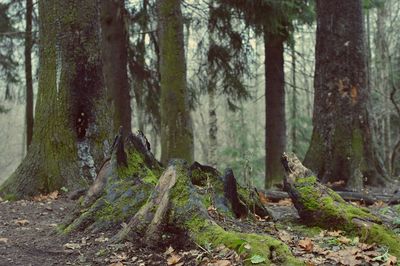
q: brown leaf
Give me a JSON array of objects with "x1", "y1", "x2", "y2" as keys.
[
  {"x1": 327, "y1": 230, "x2": 342, "y2": 237},
  {"x1": 0, "y1": 238, "x2": 8, "y2": 244},
  {"x1": 338, "y1": 236, "x2": 351, "y2": 244},
  {"x1": 277, "y1": 198, "x2": 292, "y2": 206},
  {"x1": 298, "y1": 238, "x2": 313, "y2": 252},
  {"x1": 108, "y1": 263, "x2": 124, "y2": 266},
  {"x1": 167, "y1": 253, "x2": 182, "y2": 265},
  {"x1": 164, "y1": 246, "x2": 174, "y2": 256},
  {"x1": 208, "y1": 260, "x2": 232, "y2": 266},
  {"x1": 278, "y1": 230, "x2": 293, "y2": 242},
  {"x1": 14, "y1": 219, "x2": 29, "y2": 226},
  {"x1": 258, "y1": 191, "x2": 269, "y2": 205},
  {"x1": 386, "y1": 255, "x2": 397, "y2": 266}
]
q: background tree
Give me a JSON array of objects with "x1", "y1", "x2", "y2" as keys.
[
  {"x1": 219, "y1": 0, "x2": 313, "y2": 189},
  {"x1": 158, "y1": 0, "x2": 194, "y2": 164},
  {"x1": 0, "y1": 0, "x2": 111, "y2": 198},
  {"x1": 24, "y1": 0, "x2": 33, "y2": 149},
  {"x1": 304, "y1": 0, "x2": 386, "y2": 189},
  {"x1": 100, "y1": 0, "x2": 132, "y2": 137}
]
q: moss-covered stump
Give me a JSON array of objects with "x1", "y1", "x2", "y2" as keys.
[
  {"x1": 281, "y1": 153, "x2": 400, "y2": 257},
  {"x1": 62, "y1": 133, "x2": 302, "y2": 265},
  {"x1": 115, "y1": 159, "x2": 302, "y2": 265}
]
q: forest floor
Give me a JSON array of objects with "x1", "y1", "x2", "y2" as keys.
[{"x1": 0, "y1": 192, "x2": 399, "y2": 266}]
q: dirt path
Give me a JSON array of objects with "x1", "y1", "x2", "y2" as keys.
[
  {"x1": 0, "y1": 195, "x2": 79, "y2": 265},
  {"x1": 0, "y1": 195, "x2": 170, "y2": 266}
]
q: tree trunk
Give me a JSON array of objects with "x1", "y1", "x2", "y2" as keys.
[
  {"x1": 24, "y1": 0, "x2": 33, "y2": 150},
  {"x1": 208, "y1": 2, "x2": 217, "y2": 167},
  {"x1": 304, "y1": 0, "x2": 386, "y2": 189},
  {"x1": 290, "y1": 41, "x2": 297, "y2": 154},
  {"x1": 158, "y1": 0, "x2": 194, "y2": 164},
  {"x1": 375, "y1": 2, "x2": 391, "y2": 173},
  {"x1": 264, "y1": 31, "x2": 286, "y2": 189},
  {"x1": 0, "y1": 0, "x2": 111, "y2": 199},
  {"x1": 100, "y1": 0, "x2": 132, "y2": 138}
]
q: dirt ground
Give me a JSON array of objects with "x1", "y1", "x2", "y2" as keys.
[
  {"x1": 0, "y1": 193, "x2": 399, "y2": 266},
  {"x1": 0, "y1": 195, "x2": 180, "y2": 266}
]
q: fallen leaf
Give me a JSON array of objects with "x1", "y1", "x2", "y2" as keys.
[
  {"x1": 0, "y1": 238, "x2": 8, "y2": 244},
  {"x1": 63, "y1": 243, "x2": 81, "y2": 250},
  {"x1": 108, "y1": 263, "x2": 123, "y2": 266},
  {"x1": 298, "y1": 238, "x2": 313, "y2": 252},
  {"x1": 14, "y1": 219, "x2": 29, "y2": 226},
  {"x1": 164, "y1": 246, "x2": 174, "y2": 256},
  {"x1": 277, "y1": 198, "x2": 292, "y2": 206},
  {"x1": 258, "y1": 191, "x2": 269, "y2": 205},
  {"x1": 95, "y1": 235, "x2": 109, "y2": 243},
  {"x1": 167, "y1": 253, "x2": 182, "y2": 265},
  {"x1": 278, "y1": 230, "x2": 292, "y2": 242},
  {"x1": 327, "y1": 230, "x2": 342, "y2": 237},
  {"x1": 209, "y1": 259, "x2": 231, "y2": 266},
  {"x1": 338, "y1": 236, "x2": 351, "y2": 244},
  {"x1": 386, "y1": 255, "x2": 397, "y2": 265}
]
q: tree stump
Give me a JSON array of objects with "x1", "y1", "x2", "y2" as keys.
[{"x1": 61, "y1": 132, "x2": 303, "y2": 265}]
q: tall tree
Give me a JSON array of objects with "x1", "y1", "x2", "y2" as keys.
[
  {"x1": 100, "y1": 0, "x2": 132, "y2": 137},
  {"x1": 264, "y1": 31, "x2": 287, "y2": 189},
  {"x1": 218, "y1": 0, "x2": 313, "y2": 189},
  {"x1": 24, "y1": 0, "x2": 33, "y2": 150},
  {"x1": 304, "y1": 0, "x2": 385, "y2": 189},
  {"x1": 207, "y1": 1, "x2": 218, "y2": 167},
  {"x1": 158, "y1": 0, "x2": 194, "y2": 164},
  {"x1": 0, "y1": 0, "x2": 111, "y2": 198}
]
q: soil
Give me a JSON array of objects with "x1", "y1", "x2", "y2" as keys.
[
  {"x1": 0, "y1": 195, "x2": 180, "y2": 266},
  {"x1": 0, "y1": 193, "x2": 399, "y2": 266}
]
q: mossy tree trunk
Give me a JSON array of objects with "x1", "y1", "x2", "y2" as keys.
[
  {"x1": 304, "y1": 0, "x2": 386, "y2": 189},
  {"x1": 158, "y1": 0, "x2": 194, "y2": 164},
  {"x1": 264, "y1": 31, "x2": 286, "y2": 189},
  {"x1": 100, "y1": 0, "x2": 132, "y2": 138},
  {"x1": 0, "y1": 0, "x2": 111, "y2": 199}
]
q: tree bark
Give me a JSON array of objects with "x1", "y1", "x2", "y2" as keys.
[
  {"x1": 208, "y1": 2, "x2": 217, "y2": 167},
  {"x1": 290, "y1": 41, "x2": 297, "y2": 154},
  {"x1": 375, "y1": 1, "x2": 391, "y2": 173},
  {"x1": 304, "y1": 0, "x2": 386, "y2": 189},
  {"x1": 100, "y1": 0, "x2": 132, "y2": 138},
  {"x1": 24, "y1": 0, "x2": 34, "y2": 150},
  {"x1": 0, "y1": 0, "x2": 111, "y2": 199},
  {"x1": 158, "y1": 0, "x2": 194, "y2": 164},
  {"x1": 264, "y1": 31, "x2": 286, "y2": 189}
]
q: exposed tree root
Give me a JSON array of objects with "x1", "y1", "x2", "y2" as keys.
[{"x1": 281, "y1": 153, "x2": 400, "y2": 257}]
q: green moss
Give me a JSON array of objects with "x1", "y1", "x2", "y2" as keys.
[
  {"x1": 276, "y1": 222, "x2": 322, "y2": 238},
  {"x1": 187, "y1": 218, "x2": 303, "y2": 266},
  {"x1": 2, "y1": 194, "x2": 17, "y2": 201},
  {"x1": 142, "y1": 169, "x2": 158, "y2": 185},
  {"x1": 361, "y1": 224, "x2": 400, "y2": 257}
]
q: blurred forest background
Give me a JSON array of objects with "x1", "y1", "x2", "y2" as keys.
[{"x1": 0, "y1": 0, "x2": 399, "y2": 189}]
